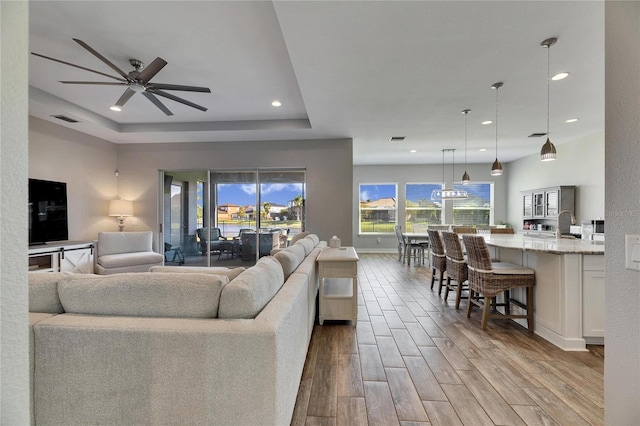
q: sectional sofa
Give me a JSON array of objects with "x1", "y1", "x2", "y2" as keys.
[{"x1": 28, "y1": 234, "x2": 326, "y2": 425}]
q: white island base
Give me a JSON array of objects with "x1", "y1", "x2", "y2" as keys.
[{"x1": 485, "y1": 235, "x2": 604, "y2": 351}]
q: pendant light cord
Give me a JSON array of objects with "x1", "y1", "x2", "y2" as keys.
[
  {"x1": 442, "y1": 149, "x2": 445, "y2": 186},
  {"x1": 464, "y1": 112, "x2": 468, "y2": 167},
  {"x1": 495, "y1": 86, "x2": 499, "y2": 157},
  {"x1": 547, "y1": 43, "x2": 550, "y2": 137}
]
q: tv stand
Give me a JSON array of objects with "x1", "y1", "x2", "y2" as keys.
[{"x1": 28, "y1": 241, "x2": 94, "y2": 274}]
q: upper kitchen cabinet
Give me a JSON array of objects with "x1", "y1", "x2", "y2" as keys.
[{"x1": 521, "y1": 186, "x2": 575, "y2": 231}]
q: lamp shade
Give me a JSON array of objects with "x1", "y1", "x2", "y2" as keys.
[
  {"x1": 540, "y1": 137, "x2": 557, "y2": 161},
  {"x1": 109, "y1": 199, "x2": 134, "y2": 217}
]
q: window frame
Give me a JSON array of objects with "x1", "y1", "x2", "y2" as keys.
[
  {"x1": 404, "y1": 182, "x2": 445, "y2": 231},
  {"x1": 358, "y1": 183, "x2": 398, "y2": 235},
  {"x1": 452, "y1": 181, "x2": 494, "y2": 225}
]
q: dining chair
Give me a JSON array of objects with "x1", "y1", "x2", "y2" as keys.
[
  {"x1": 441, "y1": 231, "x2": 468, "y2": 309},
  {"x1": 462, "y1": 235, "x2": 536, "y2": 331},
  {"x1": 395, "y1": 225, "x2": 425, "y2": 265},
  {"x1": 427, "y1": 229, "x2": 446, "y2": 293}
]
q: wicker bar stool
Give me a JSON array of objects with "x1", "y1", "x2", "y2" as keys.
[
  {"x1": 461, "y1": 235, "x2": 536, "y2": 331},
  {"x1": 441, "y1": 231, "x2": 468, "y2": 309},
  {"x1": 451, "y1": 226, "x2": 476, "y2": 235},
  {"x1": 427, "y1": 230, "x2": 447, "y2": 294},
  {"x1": 490, "y1": 227, "x2": 515, "y2": 234}
]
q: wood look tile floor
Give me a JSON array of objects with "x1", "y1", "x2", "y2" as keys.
[{"x1": 292, "y1": 254, "x2": 604, "y2": 426}]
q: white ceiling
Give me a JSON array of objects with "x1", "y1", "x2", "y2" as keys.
[{"x1": 28, "y1": 1, "x2": 604, "y2": 166}]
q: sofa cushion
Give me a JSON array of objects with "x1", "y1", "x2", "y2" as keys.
[
  {"x1": 98, "y1": 251, "x2": 164, "y2": 269},
  {"x1": 218, "y1": 256, "x2": 285, "y2": 319},
  {"x1": 58, "y1": 273, "x2": 229, "y2": 318},
  {"x1": 28, "y1": 272, "x2": 70, "y2": 313},
  {"x1": 289, "y1": 231, "x2": 309, "y2": 245},
  {"x1": 97, "y1": 231, "x2": 154, "y2": 256},
  {"x1": 295, "y1": 238, "x2": 316, "y2": 256},
  {"x1": 149, "y1": 266, "x2": 246, "y2": 281},
  {"x1": 274, "y1": 246, "x2": 306, "y2": 279},
  {"x1": 307, "y1": 234, "x2": 320, "y2": 246}
]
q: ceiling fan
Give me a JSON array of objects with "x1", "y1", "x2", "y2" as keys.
[{"x1": 31, "y1": 38, "x2": 211, "y2": 116}]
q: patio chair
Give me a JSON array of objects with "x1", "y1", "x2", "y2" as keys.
[{"x1": 164, "y1": 242, "x2": 185, "y2": 265}]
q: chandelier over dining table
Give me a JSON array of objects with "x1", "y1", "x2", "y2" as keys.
[{"x1": 430, "y1": 149, "x2": 468, "y2": 201}]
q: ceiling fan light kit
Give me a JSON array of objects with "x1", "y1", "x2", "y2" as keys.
[
  {"x1": 540, "y1": 37, "x2": 558, "y2": 161},
  {"x1": 31, "y1": 38, "x2": 211, "y2": 116}
]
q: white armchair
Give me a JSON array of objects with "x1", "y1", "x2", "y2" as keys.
[{"x1": 96, "y1": 231, "x2": 164, "y2": 274}]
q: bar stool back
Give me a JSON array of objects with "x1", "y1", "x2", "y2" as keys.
[
  {"x1": 441, "y1": 231, "x2": 468, "y2": 309},
  {"x1": 427, "y1": 230, "x2": 446, "y2": 294},
  {"x1": 462, "y1": 235, "x2": 536, "y2": 331}
]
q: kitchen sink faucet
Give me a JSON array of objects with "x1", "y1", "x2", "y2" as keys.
[{"x1": 556, "y1": 210, "x2": 575, "y2": 240}]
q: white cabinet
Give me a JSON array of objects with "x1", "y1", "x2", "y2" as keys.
[
  {"x1": 583, "y1": 255, "x2": 605, "y2": 341},
  {"x1": 533, "y1": 192, "x2": 545, "y2": 218},
  {"x1": 29, "y1": 241, "x2": 94, "y2": 274},
  {"x1": 521, "y1": 186, "x2": 575, "y2": 233},
  {"x1": 522, "y1": 193, "x2": 533, "y2": 219},
  {"x1": 317, "y1": 247, "x2": 359, "y2": 325}
]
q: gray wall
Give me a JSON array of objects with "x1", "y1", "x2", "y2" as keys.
[
  {"x1": 29, "y1": 117, "x2": 119, "y2": 239},
  {"x1": 353, "y1": 162, "x2": 508, "y2": 251},
  {"x1": 1, "y1": 1, "x2": 29, "y2": 423},
  {"x1": 116, "y1": 139, "x2": 353, "y2": 247},
  {"x1": 605, "y1": 2, "x2": 640, "y2": 422},
  {"x1": 506, "y1": 132, "x2": 605, "y2": 229}
]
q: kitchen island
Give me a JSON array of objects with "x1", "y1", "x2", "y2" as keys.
[{"x1": 481, "y1": 234, "x2": 604, "y2": 351}]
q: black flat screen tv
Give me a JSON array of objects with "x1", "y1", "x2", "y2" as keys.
[{"x1": 29, "y1": 178, "x2": 69, "y2": 245}]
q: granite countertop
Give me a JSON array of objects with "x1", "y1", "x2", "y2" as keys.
[{"x1": 481, "y1": 234, "x2": 605, "y2": 255}]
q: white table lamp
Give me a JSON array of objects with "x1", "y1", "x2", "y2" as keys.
[{"x1": 109, "y1": 199, "x2": 134, "y2": 231}]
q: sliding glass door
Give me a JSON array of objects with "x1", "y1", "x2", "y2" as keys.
[{"x1": 160, "y1": 168, "x2": 305, "y2": 267}]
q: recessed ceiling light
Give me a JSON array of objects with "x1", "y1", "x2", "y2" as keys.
[
  {"x1": 271, "y1": 100, "x2": 282, "y2": 107},
  {"x1": 565, "y1": 118, "x2": 579, "y2": 123},
  {"x1": 481, "y1": 120, "x2": 493, "y2": 125},
  {"x1": 110, "y1": 106, "x2": 121, "y2": 112},
  {"x1": 551, "y1": 72, "x2": 569, "y2": 81},
  {"x1": 479, "y1": 148, "x2": 487, "y2": 152},
  {"x1": 410, "y1": 149, "x2": 417, "y2": 153}
]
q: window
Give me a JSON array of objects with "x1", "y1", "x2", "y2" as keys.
[
  {"x1": 405, "y1": 183, "x2": 443, "y2": 231},
  {"x1": 453, "y1": 182, "x2": 493, "y2": 225},
  {"x1": 359, "y1": 184, "x2": 397, "y2": 234}
]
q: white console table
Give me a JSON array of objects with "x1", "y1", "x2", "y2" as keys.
[
  {"x1": 317, "y1": 247, "x2": 359, "y2": 325},
  {"x1": 28, "y1": 241, "x2": 95, "y2": 274}
]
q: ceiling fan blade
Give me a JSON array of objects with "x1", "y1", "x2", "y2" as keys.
[
  {"x1": 136, "y1": 57, "x2": 167, "y2": 84},
  {"x1": 149, "y1": 89, "x2": 208, "y2": 112},
  {"x1": 147, "y1": 83, "x2": 211, "y2": 93},
  {"x1": 31, "y1": 52, "x2": 127, "y2": 82},
  {"x1": 60, "y1": 81, "x2": 127, "y2": 86},
  {"x1": 114, "y1": 88, "x2": 136, "y2": 107},
  {"x1": 142, "y1": 92, "x2": 174, "y2": 116},
  {"x1": 73, "y1": 39, "x2": 129, "y2": 79}
]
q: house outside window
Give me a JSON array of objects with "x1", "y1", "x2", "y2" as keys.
[
  {"x1": 359, "y1": 183, "x2": 397, "y2": 234},
  {"x1": 405, "y1": 183, "x2": 443, "y2": 231},
  {"x1": 453, "y1": 182, "x2": 493, "y2": 225}
]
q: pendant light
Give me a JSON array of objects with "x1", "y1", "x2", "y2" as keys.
[
  {"x1": 461, "y1": 109, "x2": 471, "y2": 184},
  {"x1": 430, "y1": 149, "x2": 468, "y2": 201},
  {"x1": 490, "y1": 82, "x2": 503, "y2": 176},
  {"x1": 540, "y1": 37, "x2": 558, "y2": 161}
]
